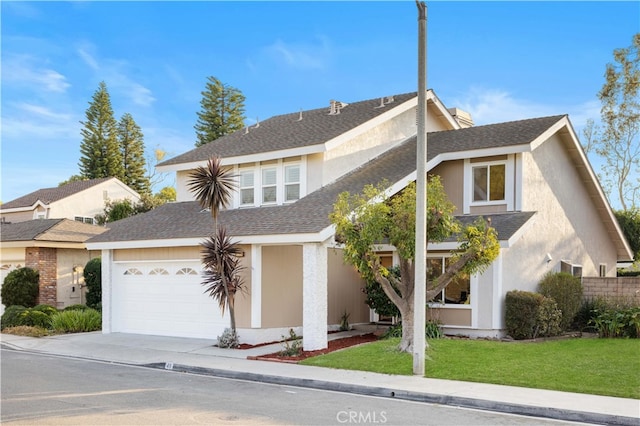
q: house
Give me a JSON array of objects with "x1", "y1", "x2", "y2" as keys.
[
  {"x1": 86, "y1": 91, "x2": 633, "y2": 350},
  {"x1": 0, "y1": 177, "x2": 140, "y2": 224},
  {"x1": 0, "y1": 219, "x2": 106, "y2": 314}
]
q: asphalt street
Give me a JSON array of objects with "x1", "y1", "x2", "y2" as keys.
[{"x1": 1, "y1": 349, "x2": 584, "y2": 425}]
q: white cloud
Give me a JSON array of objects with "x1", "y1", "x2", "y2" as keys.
[
  {"x1": 450, "y1": 87, "x2": 601, "y2": 130},
  {"x1": 75, "y1": 42, "x2": 156, "y2": 107},
  {"x1": 16, "y1": 103, "x2": 73, "y2": 121},
  {"x1": 3, "y1": 54, "x2": 71, "y2": 93},
  {"x1": 263, "y1": 36, "x2": 331, "y2": 70}
]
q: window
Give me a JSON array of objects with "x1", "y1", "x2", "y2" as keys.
[
  {"x1": 561, "y1": 260, "x2": 582, "y2": 278},
  {"x1": 262, "y1": 168, "x2": 277, "y2": 204},
  {"x1": 74, "y1": 216, "x2": 95, "y2": 225},
  {"x1": 177, "y1": 268, "x2": 198, "y2": 275},
  {"x1": 427, "y1": 257, "x2": 471, "y2": 305},
  {"x1": 124, "y1": 268, "x2": 143, "y2": 275},
  {"x1": 239, "y1": 170, "x2": 255, "y2": 205},
  {"x1": 284, "y1": 165, "x2": 300, "y2": 202},
  {"x1": 149, "y1": 268, "x2": 169, "y2": 275},
  {"x1": 599, "y1": 264, "x2": 607, "y2": 277},
  {"x1": 473, "y1": 164, "x2": 505, "y2": 202}
]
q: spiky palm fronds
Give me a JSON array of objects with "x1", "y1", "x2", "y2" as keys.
[
  {"x1": 188, "y1": 156, "x2": 237, "y2": 224},
  {"x1": 201, "y1": 228, "x2": 245, "y2": 315}
]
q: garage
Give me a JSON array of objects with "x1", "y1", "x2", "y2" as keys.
[{"x1": 111, "y1": 261, "x2": 228, "y2": 339}]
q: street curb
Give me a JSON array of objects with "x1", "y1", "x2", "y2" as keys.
[{"x1": 143, "y1": 362, "x2": 638, "y2": 426}]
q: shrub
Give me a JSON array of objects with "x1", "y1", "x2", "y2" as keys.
[
  {"x1": 2, "y1": 325, "x2": 50, "y2": 337},
  {"x1": 1, "y1": 268, "x2": 39, "y2": 308},
  {"x1": 84, "y1": 258, "x2": 102, "y2": 310},
  {"x1": 381, "y1": 321, "x2": 443, "y2": 340},
  {"x1": 363, "y1": 265, "x2": 401, "y2": 319},
  {"x1": 1, "y1": 305, "x2": 27, "y2": 329},
  {"x1": 573, "y1": 297, "x2": 608, "y2": 332},
  {"x1": 19, "y1": 309, "x2": 53, "y2": 329},
  {"x1": 538, "y1": 272, "x2": 583, "y2": 331},
  {"x1": 279, "y1": 329, "x2": 302, "y2": 356},
  {"x1": 216, "y1": 327, "x2": 239, "y2": 348},
  {"x1": 505, "y1": 290, "x2": 562, "y2": 340},
  {"x1": 50, "y1": 308, "x2": 101, "y2": 333},
  {"x1": 64, "y1": 304, "x2": 90, "y2": 311},
  {"x1": 591, "y1": 306, "x2": 640, "y2": 338}
]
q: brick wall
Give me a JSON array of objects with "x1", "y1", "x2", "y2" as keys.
[
  {"x1": 25, "y1": 247, "x2": 57, "y2": 307},
  {"x1": 582, "y1": 277, "x2": 640, "y2": 304}
]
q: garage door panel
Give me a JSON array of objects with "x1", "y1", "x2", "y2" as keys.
[{"x1": 113, "y1": 262, "x2": 227, "y2": 339}]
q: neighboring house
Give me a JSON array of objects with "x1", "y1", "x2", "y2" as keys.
[
  {"x1": 0, "y1": 219, "x2": 106, "y2": 314},
  {"x1": 86, "y1": 91, "x2": 633, "y2": 350},
  {"x1": 0, "y1": 177, "x2": 140, "y2": 224}
]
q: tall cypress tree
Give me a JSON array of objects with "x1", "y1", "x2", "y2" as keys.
[
  {"x1": 118, "y1": 113, "x2": 150, "y2": 194},
  {"x1": 194, "y1": 76, "x2": 246, "y2": 147},
  {"x1": 79, "y1": 82, "x2": 124, "y2": 180}
]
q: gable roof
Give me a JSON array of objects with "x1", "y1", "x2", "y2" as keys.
[
  {"x1": 0, "y1": 177, "x2": 113, "y2": 210},
  {"x1": 1, "y1": 219, "x2": 107, "y2": 243},
  {"x1": 158, "y1": 92, "x2": 426, "y2": 169},
  {"x1": 88, "y1": 114, "x2": 564, "y2": 247}
]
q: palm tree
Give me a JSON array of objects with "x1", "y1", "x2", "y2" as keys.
[
  {"x1": 188, "y1": 156, "x2": 236, "y2": 230},
  {"x1": 201, "y1": 228, "x2": 245, "y2": 335},
  {"x1": 188, "y1": 156, "x2": 242, "y2": 345}
]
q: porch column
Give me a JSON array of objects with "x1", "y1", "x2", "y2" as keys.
[
  {"x1": 251, "y1": 244, "x2": 262, "y2": 328},
  {"x1": 302, "y1": 242, "x2": 328, "y2": 351},
  {"x1": 101, "y1": 249, "x2": 112, "y2": 333}
]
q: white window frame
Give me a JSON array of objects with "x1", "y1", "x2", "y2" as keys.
[
  {"x1": 261, "y1": 167, "x2": 278, "y2": 205},
  {"x1": 426, "y1": 255, "x2": 472, "y2": 307},
  {"x1": 238, "y1": 169, "x2": 256, "y2": 207},
  {"x1": 463, "y1": 156, "x2": 514, "y2": 213},
  {"x1": 74, "y1": 215, "x2": 95, "y2": 225},
  {"x1": 232, "y1": 157, "x2": 306, "y2": 208}
]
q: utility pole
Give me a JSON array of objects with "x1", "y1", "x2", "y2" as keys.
[{"x1": 413, "y1": 0, "x2": 428, "y2": 376}]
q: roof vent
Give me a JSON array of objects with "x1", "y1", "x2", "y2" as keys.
[
  {"x1": 297, "y1": 109, "x2": 303, "y2": 121},
  {"x1": 254, "y1": 117, "x2": 260, "y2": 128},
  {"x1": 244, "y1": 126, "x2": 249, "y2": 134},
  {"x1": 329, "y1": 100, "x2": 348, "y2": 115},
  {"x1": 375, "y1": 97, "x2": 385, "y2": 108},
  {"x1": 385, "y1": 95, "x2": 394, "y2": 104}
]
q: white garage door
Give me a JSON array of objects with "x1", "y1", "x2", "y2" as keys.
[{"x1": 112, "y1": 261, "x2": 228, "y2": 339}]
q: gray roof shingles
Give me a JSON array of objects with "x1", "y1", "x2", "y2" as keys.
[
  {"x1": 1, "y1": 177, "x2": 113, "y2": 210},
  {"x1": 1, "y1": 219, "x2": 106, "y2": 243},
  {"x1": 159, "y1": 93, "x2": 418, "y2": 166},
  {"x1": 89, "y1": 113, "x2": 562, "y2": 244}
]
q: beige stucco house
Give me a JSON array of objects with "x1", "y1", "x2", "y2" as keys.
[
  {"x1": 0, "y1": 177, "x2": 140, "y2": 224},
  {"x1": 0, "y1": 219, "x2": 105, "y2": 314},
  {"x1": 86, "y1": 91, "x2": 633, "y2": 350}
]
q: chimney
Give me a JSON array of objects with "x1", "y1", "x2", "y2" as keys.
[{"x1": 447, "y1": 108, "x2": 474, "y2": 128}]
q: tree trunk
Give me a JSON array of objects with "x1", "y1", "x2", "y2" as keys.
[{"x1": 398, "y1": 301, "x2": 414, "y2": 352}]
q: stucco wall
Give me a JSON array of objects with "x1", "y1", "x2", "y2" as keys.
[
  {"x1": 56, "y1": 249, "x2": 101, "y2": 308},
  {"x1": 1, "y1": 211, "x2": 35, "y2": 222},
  {"x1": 261, "y1": 245, "x2": 303, "y2": 328},
  {"x1": 50, "y1": 180, "x2": 139, "y2": 221},
  {"x1": 327, "y1": 248, "x2": 370, "y2": 325},
  {"x1": 114, "y1": 246, "x2": 201, "y2": 261},
  {"x1": 430, "y1": 160, "x2": 464, "y2": 215},
  {"x1": 322, "y1": 108, "x2": 417, "y2": 186},
  {"x1": 504, "y1": 133, "x2": 618, "y2": 295}
]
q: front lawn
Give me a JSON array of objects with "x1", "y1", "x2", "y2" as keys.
[{"x1": 300, "y1": 337, "x2": 640, "y2": 399}]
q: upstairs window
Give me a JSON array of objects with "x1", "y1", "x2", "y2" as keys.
[
  {"x1": 473, "y1": 164, "x2": 505, "y2": 202},
  {"x1": 239, "y1": 170, "x2": 255, "y2": 206},
  {"x1": 284, "y1": 165, "x2": 300, "y2": 202},
  {"x1": 74, "y1": 216, "x2": 95, "y2": 225},
  {"x1": 262, "y1": 168, "x2": 277, "y2": 204}
]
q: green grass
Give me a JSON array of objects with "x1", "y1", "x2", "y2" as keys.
[{"x1": 300, "y1": 337, "x2": 640, "y2": 399}]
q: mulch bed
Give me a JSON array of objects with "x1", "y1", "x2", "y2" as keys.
[{"x1": 246, "y1": 333, "x2": 379, "y2": 363}]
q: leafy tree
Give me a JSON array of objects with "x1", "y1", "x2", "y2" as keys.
[
  {"x1": 330, "y1": 177, "x2": 500, "y2": 352},
  {"x1": 79, "y1": 82, "x2": 124, "y2": 180},
  {"x1": 188, "y1": 157, "x2": 243, "y2": 345},
  {"x1": 1, "y1": 267, "x2": 39, "y2": 308},
  {"x1": 58, "y1": 175, "x2": 85, "y2": 186},
  {"x1": 156, "y1": 186, "x2": 176, "y2": 203},
  {"x1": 84, "y1": 258, "x2": 102, "y2": 310},
  {"x1": 615, "y1": 208, "x2": 640, "y2": 261},
  {"x1": 117, "y1": 113, "x2": 150, "y2": 194},
  {"x1": 594, "y1": 33, "x2": 640, "y2": 210},
  {"x1": 194, "y1": 76, "x2": 246, "y2": 147}
]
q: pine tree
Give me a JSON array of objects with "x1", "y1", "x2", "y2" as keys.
[
  {"x1": 118, "y1": 113, "x2": 150, "y2": 194},
  {"x1": 194, "y1": 76, "x2": 246, "y2": 147},
  {"x1": 79, "y1": 82, "x2": 124, "y2": 180}
]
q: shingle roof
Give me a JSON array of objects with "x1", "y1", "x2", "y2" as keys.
[
  {"x1": 1, "y1": 177, "x2": 113, "y2": 210},
  {"x1": 159, "y1": 92, "x2": 418, "y2": 166},
  {"x1": 1, "y1": 219, "x2": 106, "y2": 243},
  {"x1": 88, "y1": 114, "x2": 561, "y2": 244}
]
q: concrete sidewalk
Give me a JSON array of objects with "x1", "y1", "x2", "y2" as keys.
[{"x1": 1, "y1": 331, "x2": 638, "y2": 426}]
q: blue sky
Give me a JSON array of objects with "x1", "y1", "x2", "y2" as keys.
[{"x1": 2, "y1": 1, "x2": 638, "y2": 208}]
